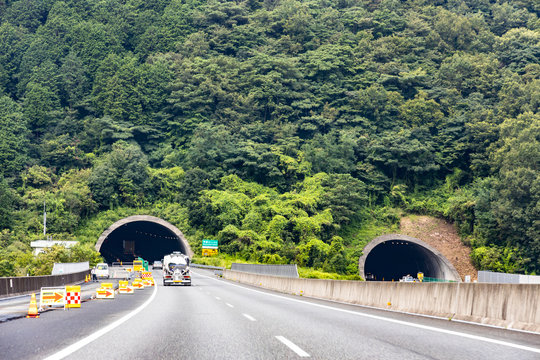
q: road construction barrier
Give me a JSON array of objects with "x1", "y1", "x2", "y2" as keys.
[
  {"x1": 141, "y1": 271, "x2": 155, "y2": 286},
  {"x1": 142, "y1": 271, "x2": 152, "y2": 280},
  {"x1": 132, "y1": 278, "x2": 144, "y2": 290},
  {"x1": 133, "y1": 260, "x2": 144, "y2": 272},
  {"x1": 118, "y1": 280, "x2": 134, "y2": 294},
  {"x1": 96, "y1": 287, "x2": 115, "y2": 299},
  {"x1": 101, "y1": 282, "x2": 114, "y2": 289},
  {"x1": 65, "y1": 285, "x2": 81, "y2": 308},
  {"x1": 142, "y1": 271, "x2": 155, "y2": 286},
  {"x1": 40, "y1": 286, "x2": 67, "y2": 310}
]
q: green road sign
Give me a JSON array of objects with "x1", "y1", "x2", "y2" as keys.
[{"x1": 202, "y1": 239, "x2": 218, "y2": 249}]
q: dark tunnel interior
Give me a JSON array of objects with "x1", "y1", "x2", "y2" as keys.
[
  {"x1": 364, "y1": 241, "x2": 443, "y2": 281},
  {"x1": 99, "y1": 221, "x2": 185, "y2": 263}
]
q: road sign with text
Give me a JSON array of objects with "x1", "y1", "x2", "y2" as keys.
[{"x1": 202, "y1": 239, "x2": 218, "y2": 249}]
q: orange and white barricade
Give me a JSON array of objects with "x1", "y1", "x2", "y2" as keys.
[
  {"x1": 96, "y1": 282, "x2": 115, "y2": 299},
  {"x1": 142, "y1": 271, "x2": 155, "y2": 286},
  {"x1": 132, "y1": 278, "x2": 144, "y2": 290},
  {"x1": 66, "y1": 285, "x2": 81, "y2": 308},
  {"x1": 40, "y1": 287, "x2": 67, "y2": 310},
  {"x1": 118, "y1": 280, "x2": 134, "y2": 294},
  {"x1": 96, "y1": 287, "x2": 115, "y2": 299}
]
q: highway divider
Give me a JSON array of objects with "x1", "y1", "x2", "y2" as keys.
[{"x1": 223, "y1": 270, "x2": 540, "y2": 333}]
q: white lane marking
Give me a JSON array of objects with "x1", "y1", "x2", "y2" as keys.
[
  {"x1": 226, "y1": 303, "x2": 234, "y2": 308},
  {"x1": 193, "y1": 272, "x2": 540, "y2": 354},
  {"x1": 44, "y1": 284, "x2": 158, "y2": 360},
  {"x1": 242, "y1": 313, "x2": 256, "y2": 321},
  {"x1": 276, "y1": 336, "x2": 310, "y2": 357},
  {"x1": 215, "y1": 296, "x2": 221, "y2": 300}
]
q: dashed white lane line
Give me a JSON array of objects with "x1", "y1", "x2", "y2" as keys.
[
  {"x1": 194, "y1": 272, "x2": 540, "y2": 354},
  {"x1": 276, "y1": 336, "x2": 310, "y2": 357},
  {"x1": 226, "y1": 303, "x2": 234, "y2": 308},
  {"x1": 43, "y1": 284, "x2": 158, "y2": 360},
  {"x1": 242, "y1": 313, "x2": 256, "y2": 321}
]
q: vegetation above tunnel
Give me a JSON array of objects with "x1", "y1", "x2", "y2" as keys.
[{"x1": 0, "y1": 0, "x2": 538, "y2": 277}]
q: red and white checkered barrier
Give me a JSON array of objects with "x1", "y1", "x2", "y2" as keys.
[{"x1": 66, "y1": 286, "x2": 81, "y2": 308}]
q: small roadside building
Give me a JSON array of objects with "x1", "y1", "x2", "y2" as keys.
[{"x1": 30, "y1": 240, "x2": 79, "y2": 256}]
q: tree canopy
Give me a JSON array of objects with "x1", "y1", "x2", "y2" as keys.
[{"x1": 0, "y1": 0, "x2": 538, "y2": 275}]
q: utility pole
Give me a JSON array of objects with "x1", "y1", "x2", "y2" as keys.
[{"x1": 43, "y1": 201, "x2": 46, "y2": 238}]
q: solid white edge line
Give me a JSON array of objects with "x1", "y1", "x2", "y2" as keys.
[
  {"x1": 276, "y1": 336, "x2": 310, "y2": 357},
  {"x1": 242, "y1": 313, "x2": 256, "y2": 321},
  {"x1": 43, "y1": 284, "x2": 158, "y2": 360},
  {"x1": 193, "y1": 271, "x2": 540, "y2": 354}
]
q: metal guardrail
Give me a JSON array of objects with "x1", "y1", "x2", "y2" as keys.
[
  {"x1": 230, "y1": 263, "x2": 299, "y2": 278},
  {"x1": 112, "y1": 262, "x2": 133, "y2": 267},
  {"x1": 0, "y1": 270, "x2": 90, "y2": 298},
  {"x1": 478, "y1": 270, "x2": 540, "y2": 284},
  {"x1": 191, "y1": 264, "x2": 226, "y2": 271},
  {"x1": 422, "y1": 277, "x2": 457, "y2": 283}
]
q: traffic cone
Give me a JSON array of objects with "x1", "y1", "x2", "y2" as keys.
[
  {"x1": 85, "y1": 274, "x2": 89, "y2": 283},
  {"x1": 26, "y1": 293, "x2": 39, "y2": 318}
]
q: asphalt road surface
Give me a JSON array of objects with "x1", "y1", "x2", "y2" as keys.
[{"x1": 1, "y1": 269, "x2": 539, "y2": 359}]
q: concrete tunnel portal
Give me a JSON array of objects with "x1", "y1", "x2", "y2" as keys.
[
  {"x1": 95, "y1": 215, "x2": 193, "y2": 263},
  {"x1": 359, "y1": 234, "x2": 461, "y2": 282}
]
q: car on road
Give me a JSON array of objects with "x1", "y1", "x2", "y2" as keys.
[
  {"x1": 95, "y1": 263, "x2": 110, "y2": 279},
  {"x1": 152, "y1": 260, "x2": 163, "y2": 270},
  {"x1": 399, "y1": 274, "x2": 417, "y2": 282}
]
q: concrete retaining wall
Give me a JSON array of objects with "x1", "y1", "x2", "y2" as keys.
[{"x1": 224, "y1": 270, "x2": 540, "y2": 333}]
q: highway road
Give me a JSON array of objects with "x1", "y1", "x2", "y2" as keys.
[{"x1": 1, "y1": 269, "x2": 539, "y2": 359}]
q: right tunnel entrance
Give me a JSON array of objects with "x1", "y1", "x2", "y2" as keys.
[{"x1": 359, "y1": 234, "x2": 461, "y2": 282}]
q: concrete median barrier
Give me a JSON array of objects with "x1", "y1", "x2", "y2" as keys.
[{"x1": 223, "y1": 270, "x2": 540, "y2": 333}]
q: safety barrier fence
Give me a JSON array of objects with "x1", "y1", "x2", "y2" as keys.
[
  {"x1": 230, "y1": 263, "x2": 299, "y2": 278},
  {"x1": 112, "y1": 262, "x2": 133, "y2": 267},
  {"x1": 478, "y1": 270, "x2": 540, "y2": 284},
  {"x1": 422, "y1": 277, "x2": 457, "y2": 283},
  {"x1": 0, "y1": 270, "x2": 90, "y2": 298}
]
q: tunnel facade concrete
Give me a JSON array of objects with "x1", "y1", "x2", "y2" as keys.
[
  {"x1": 359, "y1": 234, "x2": 461, "y2": 282},
  {"x1": 95, "y1": 215, "x2": 193, "y2": 263}
]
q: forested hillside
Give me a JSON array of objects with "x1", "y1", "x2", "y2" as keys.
[{"x1": 0, "y1": 0, "x2": 538, "y2": 276}]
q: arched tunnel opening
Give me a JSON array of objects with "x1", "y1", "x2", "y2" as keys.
[
  {"x1": 96, "y1": 216, "x2": 192, "y2": 264},
  {"x1": 360, "y1": 235, "x2": 461, "y2": 282},
  {"x1": 364, "y1": 241, "x2": 443, "y2": 281}
]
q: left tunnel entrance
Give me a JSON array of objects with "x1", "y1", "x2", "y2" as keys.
[{"x1": 95, "y1": 215, "x2": 193, "y2": 263}]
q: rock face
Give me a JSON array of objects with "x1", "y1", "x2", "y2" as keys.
[{"x1": 400, "y1": 215, "x2": 477, "y2": 281}]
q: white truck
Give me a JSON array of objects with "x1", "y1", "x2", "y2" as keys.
[
  {"x1": 95, "y1": 263, "x2": 110, "y2": 279},
  {"x1": 162, "y1": 252, "x2": 191, "y2": 286}
]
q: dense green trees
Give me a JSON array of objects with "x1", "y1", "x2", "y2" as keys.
[{"x1": 0, "y1": 0, "x2": 538, "y2": 276}]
